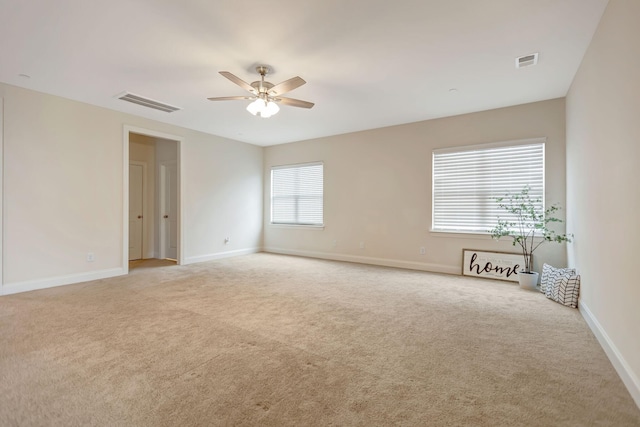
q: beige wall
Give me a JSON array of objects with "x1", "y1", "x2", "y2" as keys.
[
  {"x1": 566, "y1": 0, "x2": 640, "y2": 405},
  {"x1": 182, "y1": 130, "x2": 263, "y2": 262},
  {"x1": 264, "y1": 98, "x2": 568, "y2": 274},
  {"x1": 0, "y1": 83, "x2": 263, "y2": 293}
]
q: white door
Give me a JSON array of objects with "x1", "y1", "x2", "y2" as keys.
[
  {"x1": 129, "y1": 163, "x2": 144, "y2": 261},
  {"x1": 161, "y1": 161, "x2": 178, "y2": 260}
]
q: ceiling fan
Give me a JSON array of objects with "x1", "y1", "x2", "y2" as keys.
[{"x1": 208, "y1": 65, "x2": 314, "y2": 118}]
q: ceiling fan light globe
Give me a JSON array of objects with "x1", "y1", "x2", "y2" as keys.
[
  {"x1": 246, "y1": 99, "x2": 264, "y2": 115},
  {"x1": 265, "y1": 101, "x2": 280, "y2": 116},
  {"x1": 260, "y1": 108, "x2": 274, "y2": 118}
]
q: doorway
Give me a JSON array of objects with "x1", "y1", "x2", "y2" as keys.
[{"x1": 124, "y1": 126, "x2": 182, "y2": 272}]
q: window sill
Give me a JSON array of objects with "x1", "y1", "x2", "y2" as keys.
[
  {"x1": 429, "y1": 230, "x2": 494, "y2": 240},
  {"x1": 270, "y1": 224, "x2": 325, "y2": 230},
  {"x1": 429, "y1": 229, "x2": 544, "y2": 241}
]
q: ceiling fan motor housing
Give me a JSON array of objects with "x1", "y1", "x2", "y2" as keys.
[{"x1": 255, "y1": 65, "x2": 271, "y2": 76}]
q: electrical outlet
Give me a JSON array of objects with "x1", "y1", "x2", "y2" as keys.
[
  {"x1": 224, "y1": 237, "x2": 230, "y2": 244},
  {"x1": 359, "y1": 242, "x2": 365, "y2": 249},
  {"x1": 332, "y1": 240, "x2": 337, "y2": 247},
  {"x1": 419, "y1": 247, "x2": 426, "y2": 255},
  {"x1": 87, "y1": 252, "x2": 95, "y2": 262}
]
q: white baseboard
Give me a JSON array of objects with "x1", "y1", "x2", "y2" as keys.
[
  {"x1": 263, "y1": 247, "x2": 460, "y2": 275},
  {"x1": 183, "y1": 247, "x2": 262, "y2": 265},
  {"x1": 1, "y1": 267, "x2": 126, "y2": 296},
  {"x1": 579, "y1": 300, "x2": 640, "y2": 408},
  {"x1": 1, "y1": 247, "x2": 260, "y2": 295}
]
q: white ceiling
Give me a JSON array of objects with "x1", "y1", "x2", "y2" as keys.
[{"x1": 0, "y1": 0, "x2": 609, "y2": 146}]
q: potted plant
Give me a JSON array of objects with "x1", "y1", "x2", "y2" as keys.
[{"x1": 489, "y1": 185, "x2": 572, "y2": 290}]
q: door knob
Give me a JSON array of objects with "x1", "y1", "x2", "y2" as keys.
[
  {"x1": 137, "y1": 215, "x2": 142, "y2": 219},
  {"x1": 163, "y1": 215, "x2": 169, "y2": 219}
]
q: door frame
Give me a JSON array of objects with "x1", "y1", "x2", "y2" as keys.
[
  {"x1": 159, "y1": 160, "x2": 177, "y2": 260},
  {"x1": 129, "y1": 161, "x2": 148, "y2": 260},
  {"x1": 123, "y1": 125, "x2": 184, "y2": 272}
]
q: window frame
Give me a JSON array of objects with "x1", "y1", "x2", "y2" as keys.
[
  {"x1": 431, "y1": 137, "x2": 546, "y2": 235},
  {"x1": 270, "y1": 161, "x2": 324, "y2": 228}
]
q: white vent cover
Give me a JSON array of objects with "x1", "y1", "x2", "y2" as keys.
[
  {"x1": 515, "y1": 53, "x2": 539, "y2": 68},
  {"x1": 116, "y1": 92, "x2": 181, "y2": 112}
]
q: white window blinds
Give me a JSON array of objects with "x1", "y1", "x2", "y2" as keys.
[
  {"x1": 432, "y1": 139, "x2": 545, "y2": 233},
  {"x1": 271, "y1": 162, "x2": 324, "y2": 226}
]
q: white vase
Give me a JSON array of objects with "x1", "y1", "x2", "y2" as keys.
[{"x1": 518, "y1": 271, "x2": 539, "y2": 291}]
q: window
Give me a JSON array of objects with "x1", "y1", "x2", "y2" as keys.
[
  {"x1": 432, "y1": 138, "x2": 545, "y2": 233},
  {"x1": 271, "y1": 162, "x2": 324, "y2": 226}
]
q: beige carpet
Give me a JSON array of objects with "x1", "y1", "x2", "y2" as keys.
[{"x1": 1, "y1": 254, "x2": 638, "y2": 426}]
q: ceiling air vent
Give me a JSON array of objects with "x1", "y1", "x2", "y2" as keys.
[
  {"x1": 116, "y1": 92, "x2": 181, "y2": 113},
  {"x1": 515, "y1": 53, "x2": 539, "y2": 69}
]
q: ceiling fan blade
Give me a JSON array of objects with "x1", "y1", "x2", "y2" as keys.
[
  {"x1": 275, "y1": 97, "x2": 314, "y2": 109},
  {"x1": 268, "y1": 76, "x2": 306, "y2": 96},
  {"x1": 207, "y1": 96, "x2": 255, "y2": 101},
  {"x1": 219, "y1": 71, "x2": 256, "y2": 94}
]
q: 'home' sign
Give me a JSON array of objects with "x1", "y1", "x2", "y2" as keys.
[{"x1": 462, "y1": 249, "x2": 529, "y2": 282}]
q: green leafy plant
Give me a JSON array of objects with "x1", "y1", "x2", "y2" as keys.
[{"x1": 489, "y1": 186, "x2": 572, "y2": 273}]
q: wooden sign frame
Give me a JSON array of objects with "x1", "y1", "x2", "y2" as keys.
[{"x1": 461, "y1": 249, "x2": 529, "y2": 282}]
